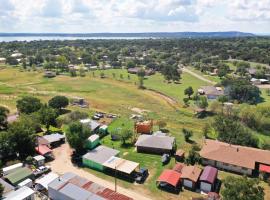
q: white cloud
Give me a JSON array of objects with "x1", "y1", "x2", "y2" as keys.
[{"x1": 0, "y1": 0, "x2": 269, "y2": 33}]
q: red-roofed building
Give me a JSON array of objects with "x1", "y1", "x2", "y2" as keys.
[
  {"x1": 156, "y1": 169, "x2": 181, "y2": 193},
  {"x1": 35, "y1": 145, "x2": 53, "y2": 158},
  {"x1": 259, "y1": 164, "x2": 270, "y2": 173}
]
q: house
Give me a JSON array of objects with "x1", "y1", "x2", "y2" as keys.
[
  {"x1": 3, "y1": 163, "x2": 23, "y2": 176},
  {"x1": 0, "y1": 57, "x2": 6, "y2": 64},
  {"x1": 135, "y1": 120, "x2": 153, "y2": 134},
  {"x1": 4, "y1": 186, "x2": 35, "y2": 200},
  {"x1": 85, "y1": 134, "x2": 100, "y2": 150},
  {"x1": 33, "y1": 155, "x2": 45, "y2": 166},
  {"x1": 11, "y1": 53, "x2": 23, "y2": 58},
  {"x1": 35, "y1": 145, "x2": 53, "y2": 158},
  {"x1": 127, "y1": 67, "x2": 155, "y2": 76},
  {"x1": 35, "y1": 172, "x2": 59, "y2": 191},
  {"x1": 38, "y1": 133, "x2": 65, "y2": 148},
  {"x1": 82, "y1": 145, "x2": 120, "y2": 171},
  {"x1": 198, "y1": 86, "x2": 224, "y2": 99},
  {"x1": 48, "y1": 172, "x2": 133, "y2": 200},
  {"x1": 200, "y1": 139, "x2": 270, "y2": 175},
  {"x1": 251, "y1": 78, "x2": 269, "y2": 85},
  {"x1": 181, "y1": 165, "x2": 202, "y2": 190},
  {"x1": 156, "y1": 169, "x2": 181, "y2": 193},
  {"x1": 5, "y1": 167, "x2": 33, "y2": 186},
  {"x1": 135, "y1": 134, "x2": 176, "y2": 154},
  {"x1": 199, "y1": 166, "x2": 218, "y2": 193},
  {"x1": 80, "y1": 118, "x2": 101, "y2": 133},
  {"x1": 0, "y1": 178, "x2": 15, "y2": 196}
]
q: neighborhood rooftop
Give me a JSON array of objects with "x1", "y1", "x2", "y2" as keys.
[
  {"x1": 102, "y1": 156, "x2": 139, "y2": 174},
  {"x1": 135, "y1": 134, "x2": 175, "y2": 150},
  {"x1": 200, "y1": 139, "x2": 270, "y2": 169},
  {"x1": 82, "y1": 145, "x2": 120, "y2": 165},
  {"x1": 4, "y1": 186, "x2": 35, "y2": 200},
  {"x1": 48, "y1": 172, "x2": 132, "y2": 200}
]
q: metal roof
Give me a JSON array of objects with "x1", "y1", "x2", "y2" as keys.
[
  {"x1": 48, "y1": 172, "x2": 133, "y2": 200},
  {"x1": 135, "y1": 134, "x2": 175, "y2": 150},
  {"x1": 83, "y1": 146, "x2": 119, "y2": 165},
  {"x1": 157, "y1": 169, "x2": 181, "y2": 187},
  {"x1": 103, "y1": 156, "x2": 139, "y2": 174},
  {"x1": 43, "y1": 133, "x2": 65, "y2": 143},
  {"x1": 36, "y1": 173, "x2": 59, "y2": 190},
  {"x1": 5, "y1": 167, "x2": 33, "y2": 185},
  {"x1": 199, "y1": 166, "x2": 218, "y2": 184},
  {"x1": 80, "y1": 119, "x2": 101, "y2": 131},
  {"x1": 4, "y1": 186, "x2": 34, "y2": 200},
  {"x1": 88, "y1": 134, "x2": 100, "y2": 142},
  {"x1": 33, "y1": 155, "x2": 45, "y2": 161}
]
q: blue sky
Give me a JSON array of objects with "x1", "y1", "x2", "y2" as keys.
[{"x1": 0, "y1": 0, "x2": 269, "y2": 33}]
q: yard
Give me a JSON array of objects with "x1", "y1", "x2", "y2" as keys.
[{"x1": 1, "y1": 66, "x2": 270, "y2": 199}]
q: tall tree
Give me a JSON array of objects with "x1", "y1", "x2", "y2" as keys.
[
  {"x1": 38, "y1": 104, "x2": 58, "y2": 132},
  {"x1": 48, "y1": 96, "x2": 69, "y2": 111},
  {"x1": 66, "y1": 122, "x2": 91, "y2": 153},
  {"x1": 16, "y1": 96, "x2": 42, "y2": 114},
  {"x1": 0, "y1": 106, "x2": 9, "y2": 130},
  {"x1": 137, "y1": 68, "x2": 145, "y2": 89},
  {"x1": 221, "y1": 176, "x2": 264, "y2": 200},
  {"x1": 184, "y1": 86, "x2": 194, "y2": 99}
]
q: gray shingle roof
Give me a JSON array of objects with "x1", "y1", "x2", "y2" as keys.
[{"x1": 135, "y1": 134, "x2": 175, "y2": 150}]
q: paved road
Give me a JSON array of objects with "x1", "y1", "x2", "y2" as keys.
[
  {"x1": 182, "y1": 68, "x2": 216, "y2": 85},
  {"x1": 49, "y1": 143, "x2": 152, "y2": 200}
]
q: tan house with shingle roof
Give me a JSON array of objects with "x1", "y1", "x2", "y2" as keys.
[{"x1": 200, "y1": 139, "x2": 270, "y2": 175}]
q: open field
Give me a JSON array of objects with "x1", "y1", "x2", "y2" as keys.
[{"x1": 1, "y1": 66, "x2": 270, "y2": 199}]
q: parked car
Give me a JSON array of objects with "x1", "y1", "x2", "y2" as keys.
[
  {"x1": 135, "y1": 168, "x2": 149, "y2": 183},
  {"x1": 161, "y1": 154, "x2": 170, "y2": 165},
  {"x1": 33, "y1": 166, "x2": 51, "y2": 177}
]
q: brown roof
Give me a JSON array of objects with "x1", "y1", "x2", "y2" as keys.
[
  {"x1": 200, "y1": 86, "x2": 224, "y2": 96},
  {"x1": 200, "y1": 139, "x2": 270, "y2": 169},
  {"x1": 181, "y1": 166, "x2": 202, "y2": 182},
  {"x1": 173, "y1": 163, "x2": 185, "y2": 173},
  {"x1": 175, "y1": 149, "x2": 185, "y2": 157}
]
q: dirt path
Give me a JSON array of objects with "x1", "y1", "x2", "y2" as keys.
[
  {"x1": 146, "y1": 89, "x2": 178, "y2": 108},
  {"x1": 182, "y1": 68, "x2": 216, "y2": 85},
  {"x1": 49, "y1": 143, "x2": 152, "y2": 200}
]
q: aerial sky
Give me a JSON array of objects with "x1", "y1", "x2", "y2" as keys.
[{"x1": 0, "y1": 0, "x2": 269, "y2": 34}]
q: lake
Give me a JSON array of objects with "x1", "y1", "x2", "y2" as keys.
[{"x1": 0, "y1": 36, "x2": 154, "y2": 42}]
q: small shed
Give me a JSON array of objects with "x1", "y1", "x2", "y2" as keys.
[
  {"x1": 33, "y1": 155, "x2": 45, "y2": 166},
  {"x1": 80, "y1": 119, "x2": 101, "y2": 133},
  {"x1": 199, "y1": 166, "x2": 218, "y2": 193},
  {"x1": 99, "y1": 125, "x2": 108, "y2": 136},
  {"x1": 135, "y1": 120, "x2": 153, "y2": 134},
  {"x1": 157, "y1": 169, "x2": 181, "y2": 192},
  {"x1": 175, "y1": 149, "x2": 185, "y2": 162},
  {"x1": 4, "y1": 186, "x2": 35, "y2": 200},
  {"x1": 5, "y1": 167, "x2": 33, "y2": 186},
  {"x1": 85, "y1": 134, "x2": 100, "y2": 150},
  {"x1": 181, "y1": 166, "x2": 202, "y2": 190},
  {"x1": 82, "y1": 146, "x2": 120, "y2": 171},
  {"x1": 39, "y1": 133, "x2": 65, "y2": 148},
  {"x1": 18, "y1": 178, "x2": 33, "y2": 188}
]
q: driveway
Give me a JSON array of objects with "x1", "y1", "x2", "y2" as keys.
[{"x1": 48, "y1": 143, "x2": 152, "y2": 200}]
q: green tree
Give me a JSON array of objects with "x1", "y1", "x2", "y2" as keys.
[
  {"x1": 48, "y1": 96, "x2": 69, "y2": 111},
  {"x1": 0, "y1": 131, "x2": 14, "y2": 159},
  {"x1": 119, "y1": 128, "x2": 133, "y2": 145},
  {"x1": 196, "y1": 96, "x2": 208, "y2": 109},
  {"x1": 137, "y1": 68, "x2": 145, "y2": 89},
  {"x1": 0, "y1": 183, "x2": 4, "y2": 198},
  {"x1": 184, "y1": 86, "x2": 194, "y2": 99},
  {"x1": 0, "y1": 106, "x2": 9, "y2": 130},
  {"x1": 217, "y1": 63, "x2": 230, "y2": 78},
  {"x1": 182, "y1": 128, "x2": 193, "y2": 142},
  {"x1": 16, "y1": 96, "x2": 42, "y2": 114},
  {"x1": 8, "y1": 118, "x2": 36, "y2": 158},
  {"x1": 156, "y1": 120, "x2": 167, "y2": 130},
  {"x1": 38, "y1": 104, "x2": 58, "y2": 132},
  {"x1": 127, "y1": 60, "x2": 136, "y2": 68},
  {"x1": 66, "y1": 122, "x2": 91, "y2": 153},
  {"x1": 221, "y1": 176, "x2": 264, "y2": 200},
  {"x1": 185, "y1": 145, "x2": 201, "y2": 165}
]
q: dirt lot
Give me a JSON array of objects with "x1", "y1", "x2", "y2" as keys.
[{"x1": 48, "y1": 143, "x2": 152, "y2": 200}]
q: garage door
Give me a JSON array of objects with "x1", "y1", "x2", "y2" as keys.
[
  {"x1": 200, "y1": 182, "x2": 211, "y2": 193},
  {"x1": 183, "y1": 179, "x2": 193, "y2": 188}
]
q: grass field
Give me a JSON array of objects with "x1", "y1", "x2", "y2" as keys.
[{"x1": 1, "y1": 66, "x2": 270, "y2": 199}]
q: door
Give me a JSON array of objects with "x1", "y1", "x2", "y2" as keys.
[
  {"x1": 200, "y1": 182, "x2": 212, "y2": 192},
  {"x1": 183, "y1": 179, "x2": 193, "y2": 188}
]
